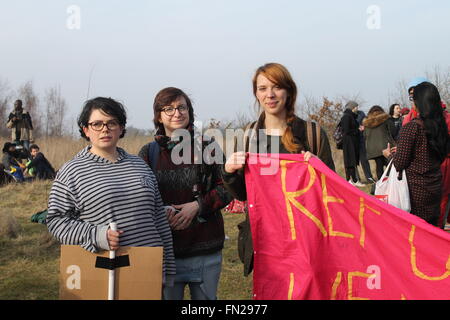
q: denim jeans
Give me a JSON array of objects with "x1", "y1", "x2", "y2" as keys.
[{"x1": 163, "y1": 251, "x2": 222, "y2": 300}]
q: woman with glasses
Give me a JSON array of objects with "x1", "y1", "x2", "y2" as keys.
[
  {"x1": 46, "y1": 97, "x2": 176, "y2": 287},
  {"x1": 138, "y1": 87, "x2": 232, "y2": 300}
]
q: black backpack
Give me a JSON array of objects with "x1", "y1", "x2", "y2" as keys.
[{"x1": 333, "y1": 122, "x2": 344, "y2": 149}]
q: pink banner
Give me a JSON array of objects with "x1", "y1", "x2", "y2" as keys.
[{"x1": 245, "y1": 153, "x2": 450, "y2": 300}]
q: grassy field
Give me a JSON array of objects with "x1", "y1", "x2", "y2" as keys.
[{"x1": 0, "y1": 135, "x2": 374, "y2": 300}]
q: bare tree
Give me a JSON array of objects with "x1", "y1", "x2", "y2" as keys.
[
  {"x1": 44, "y1": 85, "x2": 67, "y2": 137},
  {"x1": 0, "y1": 78, "x2": 12, "y2": 137},
  {"x1": 388, "y1": 65, "x2": 450, "y2": 109}
]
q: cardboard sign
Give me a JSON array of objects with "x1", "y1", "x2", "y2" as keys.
[{"x1": 60, "y1": 245, "x2": 163, "y2": 300}]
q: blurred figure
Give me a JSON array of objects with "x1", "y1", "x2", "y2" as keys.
[
  {"x1": 2, "y1": 142, "x2": 25, "y2": 182},
  {"x1": 401, "y1": 107, "x2": 410, "y2": 116},
  {"x1": 388, "y1": 103, "x2": 403, "y2": 142},
  {"x1": 6, "y1": 99, "x2": 34, "y2": 151},
  {"x1": 363, "y1": 106, "x2": 396, "y2": 180},
  {"x1": 402, "y1": 77, "x2": 428, "y2": 126},
  {"x1": 355, "y1": 109, "x2": 375, "y2": 184},
  {"x1": 340, "y1": 101, "x2": 364, "y2": 186}
]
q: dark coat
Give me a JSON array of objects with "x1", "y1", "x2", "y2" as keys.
[
  {"x1": 340, "y1": 109, "x2": 360, "y2": 167},
  {"x1": 27, "y1": 152, "x2": 56, "y2": 180},
  {"x1": 222, "y1": 115, "x2": 335, "y2": 276}
]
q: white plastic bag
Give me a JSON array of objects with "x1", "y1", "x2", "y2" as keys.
[{"x1": 374, "y1": 160, "x2": 411, "y2": 212}]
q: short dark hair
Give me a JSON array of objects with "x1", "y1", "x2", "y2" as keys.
[
  {"x1": 153, "y1": 87, "x2": 194, "y2": 134},
  {"x1": 77, "y1": 97, "x2": 127, "y2": 141},
  {"x1": 29, "y1": 144, "x2": 40, "y2": 151}
]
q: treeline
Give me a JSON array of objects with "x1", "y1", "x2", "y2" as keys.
[{"x1": 1, "y1": 66, "x2": 448, "y2": 139}]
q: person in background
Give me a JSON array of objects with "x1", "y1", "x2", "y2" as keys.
[
  {"x1": 2, "y1": 142, "x2": 25, "y2": 182},
  {"x1": 388, "y1": 103, "x2": 403, "y2": 142},
  {"x1": 340, "y1": 101, "x2": 364, "y2": 187},
  {"x1": 26, "y1": 144, "x2": 56, "y2": 180},
  {"x1": 383, "y1": 82, "x2": 450, "y2": 226},
  {"x1": 363, "y1": 105, "x2": 396, "y2": 180},
  {"x1": 6, "y1": 99, "x2": 34, "y2": 151},
  {"x1": 355, "y1": 109, "x2": 375, "y2": 184},
  {"x1": 438, "y1": 101, "x2": 450, "y2": 228},
  {"x1": 402, "y1": 77, "x2": 428, "y2": 126},
  {"x1": 401, "y1": 107, "x2": 410, "y2": 116},
  {"x1": 138, "y1": 87, "x2": 232, "y2": 300},
  {"x1": 46, "y1": 97, "x2": 176, "y2": 287}
]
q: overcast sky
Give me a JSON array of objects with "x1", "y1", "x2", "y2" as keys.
[{"x1": 1, "y1": 0, "x2": 449, "y2": 130}]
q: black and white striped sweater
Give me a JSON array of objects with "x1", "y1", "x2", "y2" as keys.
[{"x1": 46, "y1": 146, "x2": 175, "y2": 278}]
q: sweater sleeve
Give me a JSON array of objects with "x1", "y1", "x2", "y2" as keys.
[
  {"x1": 46, "y1": 177, "x2": 109, "y2": 253},
  {"x1": 221, "y1": 165, "x2": 247, "y2": 201},
  {"x1": 198, "y1": 163, "x2": 234, "y2": 218}
]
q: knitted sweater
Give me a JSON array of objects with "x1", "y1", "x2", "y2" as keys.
[
  {"x1": 138, "y1": 137, "x2": 232, "y2": 258},
  {"x1": 46, "y1": 146, "x2": 176, "y2": 279}
]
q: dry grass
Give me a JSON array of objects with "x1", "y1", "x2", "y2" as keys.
[{"x1": 0, "y1": 135, "x2": 374, "y2": 300}]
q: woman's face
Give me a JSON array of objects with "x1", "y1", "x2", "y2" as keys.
[
  {"x1": 393, "y1": 105, "x2": 401, "y2": 116},
  {"x1": 159, "y1": 96, "x2": 190, "y2": 136},
  {"x1": 82, "y1": 109, "x2": 123, "y2": 152},
  {"x1": 255, "y1": 74, "x2": 288, "y2": 118}
]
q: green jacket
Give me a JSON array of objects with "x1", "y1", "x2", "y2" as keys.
[{"x1": 222, "y1": 115, "x2": 335, "y2": 276}]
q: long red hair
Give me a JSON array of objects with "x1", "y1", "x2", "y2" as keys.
[{"x1": 252, "y1": 63, "x2": 300, "y2": 153}]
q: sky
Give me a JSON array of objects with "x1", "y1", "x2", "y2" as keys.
[{"x1": 1, "y1": 0, "x2": 449, "y2": 131}]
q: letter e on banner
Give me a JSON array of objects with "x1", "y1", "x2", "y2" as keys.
[
  {"x1": 366, "y1": 265, "x2": 381, "y2": 289},
  {"x1": 66, "y1": 265, "x2": 81, "y2": 290}
]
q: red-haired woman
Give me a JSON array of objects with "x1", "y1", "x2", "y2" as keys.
[{"x1": 222, "y1": 63, "x2": 335, "y2": 276}]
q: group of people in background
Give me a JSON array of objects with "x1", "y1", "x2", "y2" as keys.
[
  {"x1": 1, "y1": 100, "x2": 55, "y2": 184},
  {"x1": 2, "y1": 62, "x2": 449, "y2": 300},
  {"x1": 339, "y1": 77, "x2": 450, "y2": 229}
]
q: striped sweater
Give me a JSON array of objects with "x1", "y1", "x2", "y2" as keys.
[{"x1": 46, "y1": 146, "x2": 175, "y2": 279}]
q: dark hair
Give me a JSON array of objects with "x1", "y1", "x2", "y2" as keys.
[
  {"x1": 368, "y1": 105, "x2": 384, "y2": 115},
  {"x1": 413, "y1": 82, "x2": 450, "y2": 162},
  {"x1": 29, "y1": 144, "x2": 40, "y2": 151},
  {"x1": 2, "y1": 142, "x2": 16, "y2": 153},
  {"x1": 152, "y1": 87, "x2": 194, "y2": 134},
  {"x1": 77, "y1": 97, "x2": 127, "y2": 141},
  {"x1": 389, "y1": 104, "x2": 400, "y2": 116}
]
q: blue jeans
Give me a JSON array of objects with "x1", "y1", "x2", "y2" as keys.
[{"x1": 163, "y1": 251, "x2": 222, "y2": 300}]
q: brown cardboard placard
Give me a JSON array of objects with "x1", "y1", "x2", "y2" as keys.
[{"x1": 59, "y1": 245, "x2": 163, "y2": 300}]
